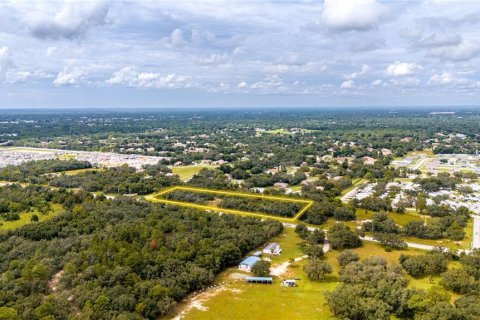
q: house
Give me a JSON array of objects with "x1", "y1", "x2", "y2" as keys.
[
  {"x1": 381, "y1": 148, "x2": 392, "y2": 156},
  {"x1": 266, "y1": 168, "x2": 279, "y2": 175},
  {"x1": 273, "y1": 182, "x2": 289, "y2": 189},
  {"x1": 246, "y1": 277, "x2": 273, "y2": 284},
  {"x1": 362, "y1": 156, "x2": 376, "y2": 165},
  {"x1": 263, "y1": 242, "x2": 282, "y2": 255},
  {"x1": 238, "y1": 256, "x2": 260, "y2": 272}
]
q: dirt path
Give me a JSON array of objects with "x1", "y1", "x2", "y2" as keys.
[
  {"x1": 270, "y1": 255, "x2": 308, "y2": 277},
  {"x1": 173, "y1": 285, "x2": 242, "y2": 320}
]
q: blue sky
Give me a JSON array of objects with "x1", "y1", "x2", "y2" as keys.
[{"x1": 0, "y1": 0, "x2": 479, "y2": 108}]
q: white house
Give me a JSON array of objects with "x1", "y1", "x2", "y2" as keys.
[{"x1": 263, "y1": 242, "x2": 282, "y2": 255}]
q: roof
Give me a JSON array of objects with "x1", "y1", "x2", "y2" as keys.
[
  {"x1": 253, "y1": 251, "x2": 262, "y2": 256},
  {"x1": 239, "y1": 256, "x2": 260, "y2": 267},
  {"x1": 264, "y1": 242, "x2": 280, "y2": 250},
  {"x1": 246, "y1": 277, "x2": 273, "y2": 281}
]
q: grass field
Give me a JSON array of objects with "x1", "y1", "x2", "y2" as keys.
[
  {"x1": 171, "y1": 165, "x2": 217, "y2": 181},
  {"x1": 0, "y1": 203, "x2": 64, "y2": 232},
  {"x1": 147, "y1": 186, "x2": 314, "y2": 223},
  {"x1": 170, "y1": 228, "x2": 452, "y2": 320}
]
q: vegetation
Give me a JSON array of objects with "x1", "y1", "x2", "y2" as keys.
[{"x1": 0, "y1": 193, "x2": 283, "y2": 319}]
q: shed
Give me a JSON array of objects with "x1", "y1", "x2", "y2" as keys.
[{"x1": 246, "y1": 277, "x2": 273, "y2": 284}]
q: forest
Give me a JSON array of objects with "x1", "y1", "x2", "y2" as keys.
[
  {"x1": 163, "y1": 189, "x2": 304, "y2": 217},
  {"x1": 0, "y1": 192, "x2": 283, "y2": 319}
]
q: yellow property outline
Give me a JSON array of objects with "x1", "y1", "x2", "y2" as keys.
[{"x1": 145, "y1": 186, "x2": 314, "y2": 223}]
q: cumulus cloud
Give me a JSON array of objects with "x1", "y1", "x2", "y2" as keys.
[
  {"x1": 428, "y1": 72, "x2": 454, "y2": 85},
  {"x1": 53, "y1": 66, "x2": 87, "y2": 86},
  {"x1": 344, "y1": 64, "x2": 370, "y2": 80},
  {"x1": 386, "y1": 62, "x2": 422, "y2": 77},
  {"x1": 417, "y1": 32, "x2": 462, "y2": 47},
  {"x1": 428, "y1": 40, "x2": 480, "y2": 61},
  {"x1": 27, "y1": 0, "x2": 111, "y2": 40},
  {"x1": 171, "y1": 28, "x2": 186, "y2": 47},
  {"x1": 106, "y1": 66, "x2": 193, "y2": 89},
  {"x1": 341, "y1": 79, "x2": 355, "y2": 89},
  {"x1": 320, "y1": 0, "x2": 388, "y2": 32},
  {"x1": 0, "y1": 46, "x2": 15, "y2": 75}
]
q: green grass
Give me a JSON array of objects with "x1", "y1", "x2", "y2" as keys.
[
  {"x1": 0, "y1": 203, "x2": 64, "y2": 232},
  {"x1": 171, "y1": 165, "x2": 217, "y2": 181},
  {"x1": 62, "y1": 168, "x2": 98, "y2": 175},
  {"x1": 355, "y1": 208, "x2": 425, "y2": 227},
  {"x1": 170, "y1": 228, "x2": 457, "y2": 320},
  {"x1": 290, "y1": 185, "x2": 302, "y2": 192}
]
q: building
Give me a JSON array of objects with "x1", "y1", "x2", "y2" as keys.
[
  {"x1": 238, "y1": 256, "x2": 260, "y2": 272},
  {"x1": 263, "y1": 242, "x2": 282, "y2": 255},
  {"x1": 246, "y1": 277, "x2": 273, "y2": 284},
  {"x1": 273, "y1": 182, "x2": 289, "y2": 189}
]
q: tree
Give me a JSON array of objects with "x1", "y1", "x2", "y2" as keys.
[
  {"x1": 440, "y1": 269, "x2": 476, "y2": 294},
  {"x1": 303, "y1": 259, "x2": 332, "y2": 280},
  {"x1": 328, "y1": 223, "x2": 362, "y2": 250},
  {"x1": 374, "y1": 233, "x2": 407, "y2": 250},
  {"x1": 416, "y1": 193, "x2": 427, "y2": 214},
  {"x1": 0, "y1": 307, "x2": 19, "y2": 320},
  {"x1": 251, "y1": 260, "x2": 271, "y2": 277},
  {"x1": 337, "y1": 250, "x2": 360, "y2": 267}
]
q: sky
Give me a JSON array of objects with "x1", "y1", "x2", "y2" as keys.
[{"x1": 0, "y1": 0, "x2": 479, "y2": 108}]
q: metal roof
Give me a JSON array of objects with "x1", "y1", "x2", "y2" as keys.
[
  {"x1": 239, "y1": 256, "x2": 260, "y2": 267},
  {"x1": 246, "y1": 277, "x2": 273, "y2": 281}
]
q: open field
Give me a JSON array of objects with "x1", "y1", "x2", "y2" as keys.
[
  {"x1": 171, "y1": 165, "x2": 217, "y2": 181},
  {"x1": 170, "y1": 228, "x2": 451, "y2": 320},
  {"x1": 146, "y1": 186, "x2": 314, "y2": 223},
  {"x1": 0, "y1": 203, "x2": 63, "y2": 232}
]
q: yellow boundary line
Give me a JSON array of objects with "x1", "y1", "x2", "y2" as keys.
[{"x1": 145, "y1": 186, "x2": 314, "y2": 222}]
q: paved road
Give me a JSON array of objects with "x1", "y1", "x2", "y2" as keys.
[{"x1": 472, "y1": 215, "x2": 480, "y2": 249}]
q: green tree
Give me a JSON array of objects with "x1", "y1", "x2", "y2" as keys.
[
  {"x1": 303, "y1": 259, "x2": 332, "y2": 280},
  {"x1": 251, "y1": 260, "x2": 271, "y2": 277}
]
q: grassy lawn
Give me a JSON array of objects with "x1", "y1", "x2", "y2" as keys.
[
  {"x1": 290, "y1": 185, "x2": 302, "y2": 192},
  {"x1": 170, "y1": 227, "x2": 457, "y2": 320},
  {"x1": 62, "y1": 168, "x2": 98, "y2": 175},
  {"x1": 171, "y1": 165, "x2": 217, "y2": 181},
  {"x1": 0, "y1": 203, "x2": 64, "y2": 232}
]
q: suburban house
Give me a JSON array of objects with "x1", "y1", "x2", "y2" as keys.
[
  {"x1": 238, "y1": 256, "x2": 260, "y2": 272},
  {"x1": 263, "y1": 242, "x2": 282, "y2": 255}
]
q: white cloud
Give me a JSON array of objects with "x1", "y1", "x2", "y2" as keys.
[
  {"x1": 197, "y1": 53, "x2": 228, "y2": 65},
  {"x1": 341, "y1": 79, "x2": 355, "y2": 89},
  {"x1": 320, "y1": 0, "x2": 388, "y2": 32},
  {"x1": 26, "y1": 0, "x2": 111, "y2": 40},
  {"x1": 371, "y1": 79, "x2": 383, "y2": 86},
  {"x1": 53, "y1": 66, "x2": 87, "y2": 86},
  {"x1": 417, "y1": 32, "x2": 462, "y2": 48},
  {"x1": 171, "y1": 28, "x2": 186, "y2": 47},
  {"x1": 386, "y1": 62, "x2": 422, "y2": 77},
  {"x1": 0, "y1": 46, "x2": 15, "y2": 75},
  {"x1": 390, "y1": 77, "x2": 420, "y2": 87},
  {"x1": 344, "y1": 64, "x2": 370, "y2": 80},
  {"x1": 106, "y1": 66, "x2": 193, "y2": 89},
  {"x1": 428, "y1": 72, "x2": 454, "y2": 85},
  {"x1": 237, "y1": 81, "x2": 248, "y2": 89},
  {"x1": 429, "y1": 40, "x2": 480, "y2": 61}
]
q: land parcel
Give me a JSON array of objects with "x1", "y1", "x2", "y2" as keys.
[{"x1": 146, "y1": 186, "x2": 313, "y2": 223}]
